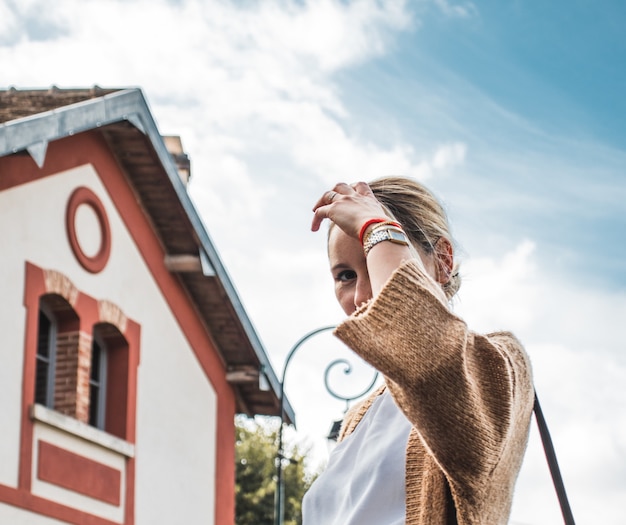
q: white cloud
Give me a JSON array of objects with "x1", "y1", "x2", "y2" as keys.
[
  {"x1": 1, "y1": 0, "x2": 422, "y2": 191},
  {"x1": 253, "y1": 0, "x2": 411, "y2": 73},
  {"x1": 455, "y1": 240, "x2": 626, "y2": 524},
  {"x1": 412, "y1": 141, "x2": 467, "y2": 179},
  {"x1": 432, "y1": 141, "x2": 466, "y2": 169},
  {"x1": 1, "y1": 0, "x2": 462, "y2": 252},
  {"x1": 432, "y1": 0, "x2": 478, "y2": 19},
  {"x1": 0, "y1": 2, "x2": 17, "y2": 43},
  {"x1": 513, "y1": 340, "x2": 626, "y2": 525},
  {"x1": 455, "y1": 239, "x2": 539, "y2": 332}
]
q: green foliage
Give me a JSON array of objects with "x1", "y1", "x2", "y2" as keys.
[{"x1": 235, "y1": 416, "x2": 318, "y2": 525}]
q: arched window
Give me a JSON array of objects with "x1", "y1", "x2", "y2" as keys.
[
  {"x1": 91, "y1": 322, "x2": 129, "y2": 438},
  {"x1": 35, "y1": 304, "x2": 57, "y2": 407},
  {"x1": 89, "y1": 332, "x2": 108, "y2": 429},
  {"x1": 34, "y1": 293, "x2": 80, "y2": 417}
]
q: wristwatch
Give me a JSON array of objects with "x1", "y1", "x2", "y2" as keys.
[{"x1": 363, "y1": 226, "x2": 410, "y2": 256}]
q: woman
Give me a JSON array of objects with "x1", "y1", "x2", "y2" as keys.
[{"x1": 302, "y1": 177, "x2": 534, "y2": 525}]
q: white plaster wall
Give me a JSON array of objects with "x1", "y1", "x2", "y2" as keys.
[
  {"x1": 0, "y1": 184, "x2": 33, "y2": 487},
  {"x1": 0, "y1": 502, "x2": 69, "y2": 525},
  {"x1": 0, "y1": 165, "x2": 218, "y2": 523}
]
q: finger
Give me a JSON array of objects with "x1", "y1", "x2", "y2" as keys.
[
  {"x1": 311, "y1": 182, "x2": 356, "y2": 231},
  {"x1": 312, "y1": 181, "x2": 353, "y2": 210},
  {"x1": 312, "y1": 189, "x2": 338, "y2": 211},
  {"x1": 311, "y1": 192, "x2": 336, "y2": 231},
  {"x1": 311, "y1": 206, "x2": 329, "y2": 232},
  {"x1": 352, "y1": 181, "x2": 374, "y2": 196},
  {"x1": 334, "y1": 182, "x2": 354, "y2": 193}
]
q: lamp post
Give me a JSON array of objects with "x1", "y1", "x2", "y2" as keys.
[{"x1": 273, "y1": 326, "x2": 379, "y2": 525}]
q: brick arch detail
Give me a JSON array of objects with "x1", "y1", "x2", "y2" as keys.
[
  {"x1": 43, "y1": 269, "x2": 79, "y2": 306},
  {"x1": 98, "y1": 300, "x2": 128, "y2": 334}
]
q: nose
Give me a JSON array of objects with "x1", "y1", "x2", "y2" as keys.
[{"x1": 354, "y1": 277, "x2": 372, "y2": 310}]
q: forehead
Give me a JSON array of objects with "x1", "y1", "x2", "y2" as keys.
[{"x1": 328, "y1": 226, "x2": 364, "y2": 265}]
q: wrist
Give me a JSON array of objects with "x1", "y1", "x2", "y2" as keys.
[
  {"x1": 358, "y1": 218, "x2": 400, "y2": 245},
  {"x1": 363, "y1": 224, "x2": 410, "y2": 256}
]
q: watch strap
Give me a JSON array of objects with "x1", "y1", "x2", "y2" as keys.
[{"x1": 363, "y1": 225, "x2": 409, "y2": 256}]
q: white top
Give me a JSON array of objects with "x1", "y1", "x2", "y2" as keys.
[{"x1": 302, "y1": 389, "x2": 412, "y2": 525}]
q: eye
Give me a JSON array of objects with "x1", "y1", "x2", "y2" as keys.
[{"x1": 335, "y1": 269, "x2": 357, "y2": 283}]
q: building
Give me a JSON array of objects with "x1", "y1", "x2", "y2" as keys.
[{"x1": 0, "y1": 87, "x2": 294, "y2": 525}]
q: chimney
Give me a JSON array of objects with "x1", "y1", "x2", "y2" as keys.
[{"x1": 163, "y1": 135, "x2": 191, "y2": 186}]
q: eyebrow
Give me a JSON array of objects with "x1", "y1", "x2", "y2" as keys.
[{"x1": 330, "y1": 263, "x2": 351, "y2": 273}]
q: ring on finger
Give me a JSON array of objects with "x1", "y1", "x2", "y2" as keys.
[{"x1": 327, "y1": 191, "x2": 338, "y2": 203}]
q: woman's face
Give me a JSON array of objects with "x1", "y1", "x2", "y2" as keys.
[
  {"x1": 328, "y1": 226, "x2": 438, "y2": 316},
  {"x1": 328, "y1": 227, "x2": 372, "y2": 316}
]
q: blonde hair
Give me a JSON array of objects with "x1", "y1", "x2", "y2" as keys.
[{"x1": 369, "y1": 176, "x2": 461, "y2": 299}]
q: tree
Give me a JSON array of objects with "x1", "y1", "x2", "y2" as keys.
[{"x1": 235, "y1": 415, "x2": 318, "y2": 525}]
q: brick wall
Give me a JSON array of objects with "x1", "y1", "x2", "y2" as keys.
[{"x1": 54, "y1": 330, "x2": 92, "y2": 423}]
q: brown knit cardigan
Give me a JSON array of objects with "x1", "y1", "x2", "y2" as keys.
[{"x1": 334, "y1": 259, "x2": 534, "y2": 525}]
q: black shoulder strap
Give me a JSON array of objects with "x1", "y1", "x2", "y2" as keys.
[{"x1": 533, "y1": 393, "x2": 576, "y2": 525}]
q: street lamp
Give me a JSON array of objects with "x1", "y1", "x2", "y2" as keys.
[{"x1": 273, "y1": 326, "x2": 379, "y2": 525}]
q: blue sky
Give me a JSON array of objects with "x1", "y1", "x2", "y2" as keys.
[
  {"x1": 2, "y1": 1, "x2": 624, "y2": 523},
  {"x1": 408, "y1": 1, "x2": 626, "y2": 143},
  {"x1": 336, "y1": 1, "x2": 626, "y2": 289}
]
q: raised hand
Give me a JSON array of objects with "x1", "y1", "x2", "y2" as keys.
[{"x1": 311, "y1": 182, "x2": 391, "y2": 238}]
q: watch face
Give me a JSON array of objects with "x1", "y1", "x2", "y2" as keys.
[{"x1": 389, "y1": 230, "x2": 406, "y2": 242}]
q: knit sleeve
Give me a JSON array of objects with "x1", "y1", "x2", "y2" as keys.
[{"x1": 333, "y1": 258, "x2": 534, "y2": 502}]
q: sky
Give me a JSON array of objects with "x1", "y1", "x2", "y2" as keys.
[{"x1": 2, "y1": 0, "x2": 625, "y2": 523}]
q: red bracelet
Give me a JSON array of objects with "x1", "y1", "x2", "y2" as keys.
[{"x1": 358, "y1": 218, "x2": 401, "y2": 245}]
